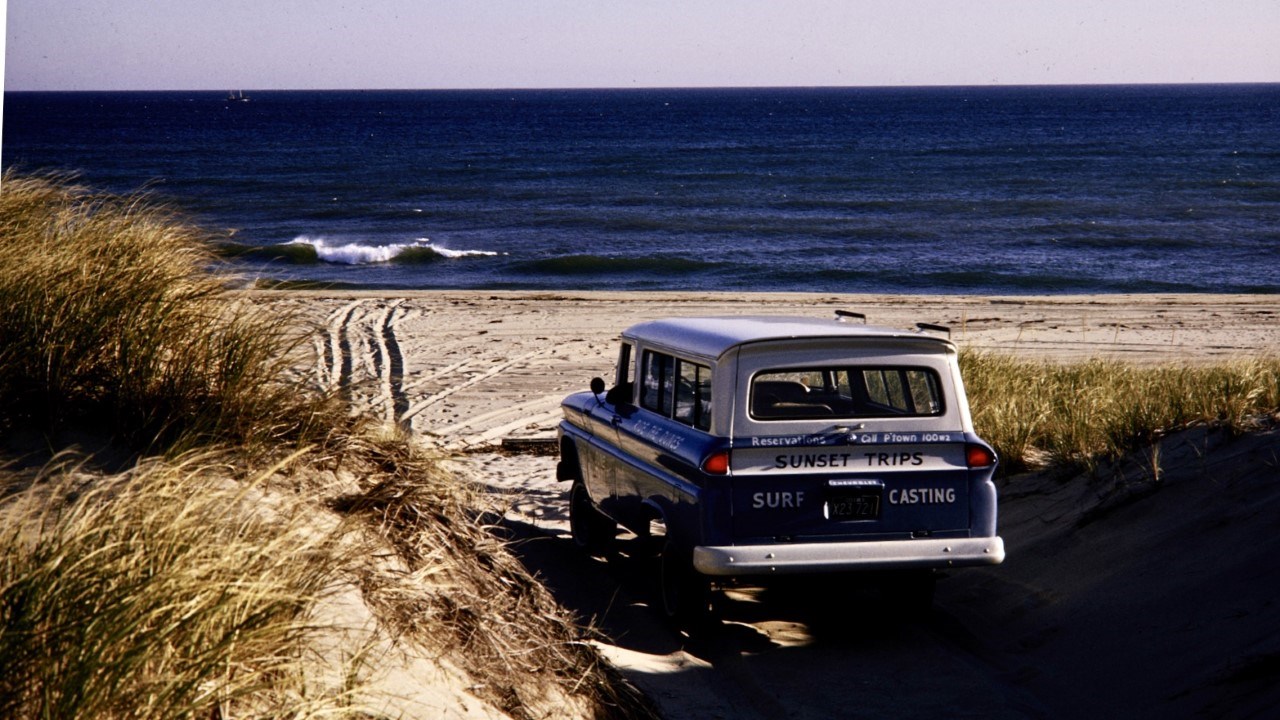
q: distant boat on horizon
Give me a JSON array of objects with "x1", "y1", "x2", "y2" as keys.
[{"x1": 226, "y1": 90, "x2": 250, "y2": 102}]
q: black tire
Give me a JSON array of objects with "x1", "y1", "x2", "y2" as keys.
[
  {"x1": 658, "y1": 537, "x2": 713, "y2": 626},
  {"x1": 569, "y1": 482, "x2": 616, "y2": 556}
]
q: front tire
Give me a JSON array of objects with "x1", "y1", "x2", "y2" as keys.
[{"x1": 569, "y1": 482, "x2": 616, "y2": 556}]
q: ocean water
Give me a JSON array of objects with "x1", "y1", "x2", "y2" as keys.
[{"x1": 4, "y1": 85, "x2": 1279, "y2": 293}]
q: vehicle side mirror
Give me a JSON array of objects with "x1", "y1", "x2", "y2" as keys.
[{"x1": 590, "y1": 377, "x2": 606, "y2": 396}]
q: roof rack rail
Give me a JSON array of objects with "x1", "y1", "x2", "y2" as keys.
[
  {"x1": 915, "y1": 322, "x2": 951, "y2": 338},
  {"x1": 834, "y1": 310, "x2": 867, "y2": 323}
]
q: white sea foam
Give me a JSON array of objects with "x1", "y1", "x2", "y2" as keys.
[
  {"x1": 422, "y1": 241, "x2": 502, "y2": 259},
  {"x1": 287, "y1": 236, "x2": 501, "y2": 264}
]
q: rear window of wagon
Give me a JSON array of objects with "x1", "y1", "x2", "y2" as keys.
[{"x1": 751, "y1": 367, "x2": 944, "y2": 420}]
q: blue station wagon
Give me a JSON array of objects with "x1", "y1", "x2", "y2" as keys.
[{"x1": 557, "y1": 314, "x2": 1005, "y2": 621}]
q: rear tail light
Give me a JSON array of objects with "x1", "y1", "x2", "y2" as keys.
[
  {"x1": 966, "y1": 444, "x2": 997, "y2": 469},
  {"x1": 702, "y1": 450, "x2": 730, "y2": 475}
]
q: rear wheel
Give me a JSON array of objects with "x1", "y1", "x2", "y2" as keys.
[
  {"x1": 569, "y1": 482, "x2": 616, "y2": 556},
  {"x1": 658, "y1": 537, "x2": 713, "y2": 626}
]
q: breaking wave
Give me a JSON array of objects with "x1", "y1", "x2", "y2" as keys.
[
  {"x1": 217, "y1": 237, "x2": 502, "y2": 265},
  {"x1": 285, "y1": 236, "x2": 503, "y2": 265}
]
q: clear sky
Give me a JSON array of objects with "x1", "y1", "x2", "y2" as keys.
[{"x1": 4, "y1": 0, "x2": 1279, "y2": 91}]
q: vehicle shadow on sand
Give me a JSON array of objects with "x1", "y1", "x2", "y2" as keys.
[
  {"x1": 493, "y1": 517, "x2": 1040, "y2": 720},
  {"x1": 503, "y1": 520, "x2": 933, "y2": 637}
]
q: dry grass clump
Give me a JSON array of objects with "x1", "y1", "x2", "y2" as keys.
[
  {"x1": 331, "y1": 435, "x2": 658, "y2": 720},
  {"x1": 0, "y1": 171, "x2": 343, "y2": 455},
  {"x1": 961, "y1": 351, "x2": 1280, "y2": 474},
  {"x1": 0, "y1": 452, "x2": 368, "y2": 720},
  {"x1": 1, "y1": 171, "x2": 651, "y2": 720}
]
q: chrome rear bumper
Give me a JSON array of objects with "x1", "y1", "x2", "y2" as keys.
[{"x1": 693, "y1": 536, "x2": 1005, "y2": 576}]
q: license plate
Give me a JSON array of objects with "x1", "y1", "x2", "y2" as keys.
[{"x1": 827, "y1": 490, "x2": 881, "y2": 520}]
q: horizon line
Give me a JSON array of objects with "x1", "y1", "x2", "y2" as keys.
[{"x1": 6, "y1": 80, "x2": 1280, "y2": 94}]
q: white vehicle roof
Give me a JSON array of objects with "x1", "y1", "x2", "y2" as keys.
[{"x1": 621, "y1": 315, "x2": 955, "y2": 362}]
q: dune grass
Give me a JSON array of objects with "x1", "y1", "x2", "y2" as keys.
[
  {"x1": 961, "y1": 350, "x2": 1280, "y2": 475},
  {"x1": 1, "y1": 172, "x2": 655, "y2": 719},
  {"x1": 0, "y1": 172, "x2": 373, "y2": 718},
  {"x1": 0, "y1": 453, "x2": 368, "y2": 720},
  {"x1": 0, "y1": 171, "x2": 344, "y2": 456}
]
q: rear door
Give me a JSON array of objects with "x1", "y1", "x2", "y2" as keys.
[{"x1": 727, "y1": 339, "x2": 973, "y2": 543}]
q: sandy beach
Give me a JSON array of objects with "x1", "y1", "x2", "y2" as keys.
[
  {"x1": 263, "y1": 290, "x2": 1280, "y2": 448},
  {"x1": 260, "y1": 290, "x2": 1280, "y2": 719}
]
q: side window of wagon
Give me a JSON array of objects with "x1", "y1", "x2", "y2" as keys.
[
  {"x1": 674, "y1": 360, "x2": 712, "y2": 431},
  {"x1": 641, "y1": 351, "x2": 675, "y2": 414},
  {"x1": 641, "y1": 350, "x2": 712, "y2": 431}
]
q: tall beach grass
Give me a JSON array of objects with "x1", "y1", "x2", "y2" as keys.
[
  {"x1": 0, "y1": 172, "x2": 377, "y2": 718},
  {"x1": 0, "y1": 171, "x2": 343, "y2": 456},
  {"x1": 0, "y1": 454, "x2": 366, "y2": 719},
  {"x1": 1, "y1": 172, "x2": 654, "y2": 719},
  {"x1": 961, "y1": 351, "x2": 1280, "y2": 475}
]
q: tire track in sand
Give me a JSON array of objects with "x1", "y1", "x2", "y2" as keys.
[
  {"x1": 373, "y1": 300, "x2": 411, "y2": 430},
  {"x1": 320, "y1": 299, "x2": 365, "y2": 397},
  {"x1": 433, "y1": 394, "x2": 565, "y2": 451},
  {"x1": 398, "y1": 347, "x2": 556, "y2": 429},
  {"x1": 317, "y1": 298, "x2": 412, "y2": 430},
  {"x1": 316, "y1": 300, "x2": 566, "y2": 442}
]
